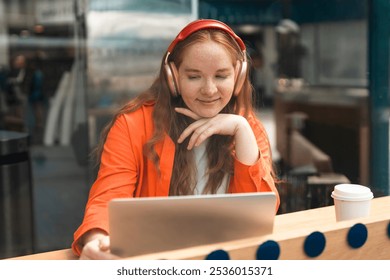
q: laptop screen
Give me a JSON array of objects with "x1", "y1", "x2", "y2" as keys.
[{"x1": 109, "y1": 192, "x2": 277, "y2": 258}]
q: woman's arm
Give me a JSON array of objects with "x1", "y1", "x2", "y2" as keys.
[
  {"x1": 175, "y1": 108, "x2": 259, "y2": 165},
  {"x1": 72, "y1": 114, "x2": 139, "y2": 257}
]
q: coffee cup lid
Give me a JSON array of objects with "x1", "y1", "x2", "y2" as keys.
[{"x1": 331, "y1": 184, "x2": 373, "y2": 201}]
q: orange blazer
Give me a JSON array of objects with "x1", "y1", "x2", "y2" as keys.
[{"x1": 72, "y1": 102, "x2": 280, "y2": 256}]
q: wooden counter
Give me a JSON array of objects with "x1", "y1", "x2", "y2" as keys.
[
  {"x1": 9, "y1": 248, "x2": 77, "y2": 260},
  {"x1": 9, "y1": 196, "x2": 390, "y2": 260}
]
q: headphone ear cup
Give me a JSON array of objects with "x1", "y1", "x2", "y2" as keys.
[
  {"x1": 169, "y1": 62, "x2": 180, "y2": 96},
  {"x1": 234, "y1": 60, "x2": 247, "y2": 96},
  {"x1": 164, "y1": 61, "x2": 180, "y2": 96},
  {"x1": 164, "y1": 62, "x2": 176, "y2": 96}
]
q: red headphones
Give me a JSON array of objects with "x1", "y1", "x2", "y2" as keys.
[{"x1": 164, "y1": 19, "x2": 247, "y2": 97}]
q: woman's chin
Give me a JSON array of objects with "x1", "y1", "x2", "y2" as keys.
[{"x1": 197, "y1": 111, "x2": 220, "y2": 118}]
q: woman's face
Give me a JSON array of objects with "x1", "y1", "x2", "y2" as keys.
[{"x1": 177, "y1": 41, "x2": 237, "y2": 118}]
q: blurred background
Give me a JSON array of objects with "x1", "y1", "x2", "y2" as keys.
[{"x1": 0, "y1": 0, "x2": 389, "y2": 258}]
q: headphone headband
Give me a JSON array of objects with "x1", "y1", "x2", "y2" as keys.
[
  {"x1": 167, "y1": 19, "x2": 246, "y2": 53},
  {"x1": 164, "y1": 19, "x2": 247, "y2": 97}
]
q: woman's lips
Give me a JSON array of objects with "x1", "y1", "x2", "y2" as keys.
[{"x1": 197, "y1": 98, "x2": 220, "y2": 104}]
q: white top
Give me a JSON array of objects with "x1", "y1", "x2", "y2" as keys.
[{"x1": 193, "y1": 140, "x2": 228, "y2": 195}]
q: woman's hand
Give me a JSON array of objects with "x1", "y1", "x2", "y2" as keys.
[
  {"x1": 175, "y1": 107, "x2": 259, "y2": 165},
  {"x1": 79, "y1": 229, "x2": 120, "y2": 260}
]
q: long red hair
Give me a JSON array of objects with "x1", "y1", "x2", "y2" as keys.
[{"x1": 94, "y1": 28, "x2": 272, "y2": 195}]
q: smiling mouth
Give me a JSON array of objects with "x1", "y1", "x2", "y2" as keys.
[{"x1": 198, "y1": 99, "x2": 220, "y2": 104}]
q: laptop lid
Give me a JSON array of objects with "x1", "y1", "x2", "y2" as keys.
[{"x1": 108, "y1": 192, "x2": 277, "y2": 258}]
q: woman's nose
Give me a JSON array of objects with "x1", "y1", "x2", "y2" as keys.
[{"x1": 201, "y1": 79, "x2": 217, "y2": 95}]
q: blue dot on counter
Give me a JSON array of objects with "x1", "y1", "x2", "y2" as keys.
[
  {"x1": 256, "y1": 240, "x2": 280, "y2": 260},
  {"x1": 205, "y1": 249, "x2": 230, "y2": 260},
  {"x1": 304, "y1": 231, "x2": 326, "y2": 258},
  {"x1": 347, "y1": 223, "x2": 368, "y2": 248},
  {"x1": 387, "y1": 221, "x2": 390, "y2": 239}
]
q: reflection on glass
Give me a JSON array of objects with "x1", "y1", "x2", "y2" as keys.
[{"x1": 86, "y1": 0, "x2": 196, "y2": 147}]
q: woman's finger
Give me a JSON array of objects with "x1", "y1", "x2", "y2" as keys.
[
  {"x1": 177, "y1": 118, "x2": 208, "y2": 144},
  {"x1": 175, "y1": 107, "x2": 201, "y2": 120},
  {"x1": 186, "y1": 122, "x2": 215, "y2": 149},
  {"x1": 79, "y1": 238, "x2": 119, "y2": 260},
  {"x1": 99, "y1": 236, "x2": 111, "y2": 251}
]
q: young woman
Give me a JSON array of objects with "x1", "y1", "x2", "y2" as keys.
[{"x1": 73, "y1": 19, "x2": 280, "y2": 259}]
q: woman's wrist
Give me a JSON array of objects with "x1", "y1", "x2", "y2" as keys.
[
  {"x1": 234, "y1": 117, "x2": 259, "y2": 165},
  {"x1": 81, "y1": 229, "x2": 108, "y2": 248}
]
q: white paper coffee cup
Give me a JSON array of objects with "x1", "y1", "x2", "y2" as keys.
[{"x1": 331, "y1": 184, "x2": 374, "y2": 222}]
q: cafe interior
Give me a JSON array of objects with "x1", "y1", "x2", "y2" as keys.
[{"x1": 0, "y1": 0, "x2": 389, "y2": 260}]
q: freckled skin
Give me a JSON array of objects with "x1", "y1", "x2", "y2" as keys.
[{"x1": 177, "y1": 41, "x2": 236, "y2": 118}]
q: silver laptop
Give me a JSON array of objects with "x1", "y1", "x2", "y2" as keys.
[{"x1": 108, "y1": 192, "x2": 277, "y2": 258}]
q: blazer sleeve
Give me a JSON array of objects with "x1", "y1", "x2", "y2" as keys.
[
  {"x1": 72, "y1": 114, "x2": 139, "y2": 256},
  {"x1": 229, "y1": 112, "x2": 280, "y2": 211}
]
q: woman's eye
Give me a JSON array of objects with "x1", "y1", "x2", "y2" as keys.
[
  {"x1": 188, "y1": 76, "x2": 200, "y2": 80},
  {"x1": 216, "y1": 75, "x2": 228, "y2": 79}
]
